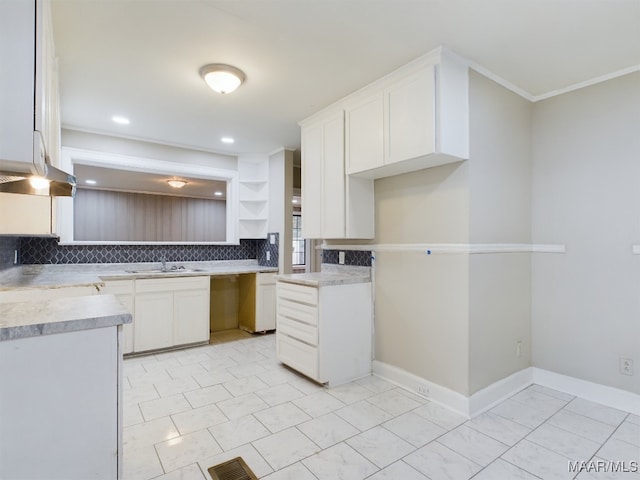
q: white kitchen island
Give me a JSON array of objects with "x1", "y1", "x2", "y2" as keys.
[
  {"x1": 275, "y1": 265, "x2": 373, "y2": 387},
  {"x1": 0, "y1": 294, "x2": 131, "y2": 480}
]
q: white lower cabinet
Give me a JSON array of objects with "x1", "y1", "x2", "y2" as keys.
[
  {"x1": 238, "y1": 272, "x2": 277, "y2": 333},
  {"x1": 100, "y1": 279, "x2": 134, "y2": 354},
  {"x1": 0, "y1": 326, "x2": 120, "y2": 480},
  {"x1": 102, "y1": 275, "x2": 209, "y2": 354},
  {"x1": 173, "y1": 287, "x2": 210, "y2": 345},
  {"x1": 256, "y1": 272, "x2": 277, "y2": 331},
  {"x1": 134, "y1": 289, "x2": 174, "y2": 352},
  {"x1": 275, "y1": 280, "x2": 372, "y2": 386}
]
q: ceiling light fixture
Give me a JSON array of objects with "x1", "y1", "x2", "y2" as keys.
[
  {"x1": 29, "y1": 176, "x2": 50, "y2": 189},
  {"x1": 221, "y1": 137, "x2": 235, "y2": 144},
  {"x1": 112, "y1": 115, "x2": 130, "y2": 125},
  {"x1": 85, "y1": 179, "x2": 97, "y2": 185},
  {"x1": 214, "y1": 191, "x2": 223, "y2": 196},
  {"x1": 167, "y1": 179, "x2": 187, "y2": 188},
  {"x1": 200, "y1": 64, "x2": 245, "y2": 94}
]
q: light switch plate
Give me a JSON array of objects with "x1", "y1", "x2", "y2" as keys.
[
  {"x1": 266, "y1": 251, "x2": 271, "y2": 261},
  {"x1": 269, "y1": 234, "x2": 276, "y2": 244},
  {"x1": 338, "y1": 251, "x2": 345, "y2": 265}
]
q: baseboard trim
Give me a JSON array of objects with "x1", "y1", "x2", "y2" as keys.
[
  {"x1": 468, "y1": 368, "x2": 534, "y2": 417},
  {"x1": 372, "y1": 361, "x2": 640, "y2": 418},
  {"x1": 532, "y1": 368, "x2": 640, "y2": 416},
  {"x1": 372, "y1": 360, "x2": 471, "y2": 417}
]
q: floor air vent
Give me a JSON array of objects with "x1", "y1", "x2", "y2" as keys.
[{"x1": 207, "y1": 457, "x2": 258, "y2": 480}]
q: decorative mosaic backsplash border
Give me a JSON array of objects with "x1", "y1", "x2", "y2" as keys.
[
  {"x1": 19, "y1": 237, "x2": 259, "y2": 265},
  {"x1": 322, "y1": 249, "x2": 372, "y2": 267},
  {"x1": 0, "y1": 237, "x2": 19, "y2": 271},
  {"x1": 257, "y1": 232, "x2": 279, "y2": 267}
]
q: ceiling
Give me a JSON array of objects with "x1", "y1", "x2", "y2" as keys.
[{"x1": 52, "y1": 0, "x2": 640, "y2": 156}]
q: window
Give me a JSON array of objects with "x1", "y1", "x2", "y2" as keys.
[{"x1": 292, "y1": 214, "x2": 305, "y2": 265}]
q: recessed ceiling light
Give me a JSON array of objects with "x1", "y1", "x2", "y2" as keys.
[
  {"x1": 85, "y1": 179, "x2": 97, "y2": 185},
  {"x1": 112, "y1": 116, "x2": 130, "y2": 125},
  {"x1": 221, "y1": 137, "x2": 234, "y2": 144},
  {"x1": 167, "y1": 179, "x2": 187, "y2": 188},
  {"x1": 292, "y1": 199, "x2": 298, "y2": 204},
  {"x1": 214, "y1": 191, "x2": 224, "y2": 196}
]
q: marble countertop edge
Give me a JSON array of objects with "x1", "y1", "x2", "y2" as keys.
[{"x1": 0, "y1": 295, "x2": 132, "y2": 342}]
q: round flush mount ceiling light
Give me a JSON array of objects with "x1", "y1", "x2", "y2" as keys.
[
  {"x1": 167, "y1": 179, "x2": 187, "y2": 188},
  {"x1": 221, "y1": 137, "x2": 235, "y2": 144},
  {"x1": 199, "y1": 64, "x2": 245, "y2": 94}
]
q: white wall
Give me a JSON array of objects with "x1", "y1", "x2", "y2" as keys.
[
  {"x1": 269, "y1": 149, "x2": 294, "y2": 273},
  {"x1": 531, "y1": 72, "x2": 640, "y2": 395},
  {"x1": 372, "y1": 71, "x2": 534, "y2": 397},
  {"x1": 467, "y1": 71, "x2": 532, "y2": 394},
  {"x1": 61, "y1": 129, "x2": 237, "y2": 170}
]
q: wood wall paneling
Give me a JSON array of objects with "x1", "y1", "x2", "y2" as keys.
[{"x1": 74, "y1": 189, "x2": 226, "y2": 242}]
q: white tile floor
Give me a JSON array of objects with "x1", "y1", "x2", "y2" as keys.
[{"x1": 122, "y1": 334, "x2": 640, "y2": 480}]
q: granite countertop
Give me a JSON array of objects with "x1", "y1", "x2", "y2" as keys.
[
  {"x1": 0, "y1": 294, "x2": 132, "y2": 341},
  {"x1": 0, "y1": 260, "x2": 278, "y2": 292},
  {"x1": 276, "y1": 264, "x2": 371, "y2": 287}
]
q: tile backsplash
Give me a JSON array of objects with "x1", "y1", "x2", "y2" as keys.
[
  {"x1": 19, "y1": 237, "x2": 260, "y2": 265},
  {"x1": 0, "y1": 237, "x2": 19, "y2": 271},
  {"x1": 257, "y1": 232, "x2": 279, "y2": 268},
  {"x1": 322, "y1": 249, "x2": 372, "y2": 267}
]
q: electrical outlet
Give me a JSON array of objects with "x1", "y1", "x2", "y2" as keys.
[
  {"x1": 338, "y1": 251, "x2": 345, "y2": 265},
  {"x1": 620, "y1": 358, "x2": 633, "y2": 376},
  {"x1": 269, "y1": 234, "x2": 276, "y2": 245},
  {"x1": 266, "y1": 251, "x2": 271, "y2": 261},
  {"x1": 516, "y1": 340, "x2": 522, "y2": 358},
  {"x1": 417, "y1": 385, "x2": 430, "y2": 397}
]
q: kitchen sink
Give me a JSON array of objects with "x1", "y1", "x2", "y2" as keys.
[{"x1": 126, "y1": 267, "x2": 206, "y2": 274}]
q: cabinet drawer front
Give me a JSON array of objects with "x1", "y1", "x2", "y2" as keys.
[
  {"x1": 100, "y1": 280, "x2": 133, "y2": 295},
  {"x1": 277, "y1": 315, "x2": 318, "y2": 346},
  {"x1": 276, "y1": 281, "x2": 318, "y2": 305},
  {"x1": 277, "y1": 298, "x2": 318, "y2": 326},
  {"x1": 276, "y1": 333, "x2": 319, "y2": 381},
  {"x1": 258, "y1": 272, "x2": 277, "y2": 286},
  {"x1": 136, "y1": 275, "x2": 209, "y2": 293}
]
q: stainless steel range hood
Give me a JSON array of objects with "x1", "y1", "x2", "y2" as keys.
[{"x1": 0, "y1": 162, "x2": 77, "y2": 197}]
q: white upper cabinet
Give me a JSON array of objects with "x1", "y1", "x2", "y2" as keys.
[
  {"x1": 0, "y1": 0, "x2": 58, "y2": 174},
  {"x1": 344, "y1": 48, "x2": 469, "y2": 179},
  {"x1": 385, "y1": 65, "x2": 436, "y2": 166},
  {"x1": 345, "y1": 93, "x2": 384, "y2": 173},
  {"x1": 301, "y1": 110, "x2": 374, "y2": 239},
  {"x1": 299, "y1": 46, "x2": 466, "y2": 240}
]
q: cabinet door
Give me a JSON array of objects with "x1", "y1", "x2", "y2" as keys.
[
  {"x1": 100, "y1": 280, "x2": 134, "y2": 354},
  {"x1": 256, "y1": 282, "x2": 276, "y2": 332},
  {"x1": 134, "y1": 292, "x2": 173, "y2": 352},
  {"x1": 385, "y1": 65, "x2": 436, "y2": 165},
  {"x1": 345, "y1": 93, "x2": 384, "y2": 175},
  {"x1": 301, "y1": 121, "x2": 323, "y2": 238},
  {"x1": 321, "y1": 111, "x2": 345, "y2": 238},
  {"x1": 173, "y1": 289, "x2": 209, "y2": 345},
  {"x1": 0, "y1": 193, "x2": 51, "y2": 235}
]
